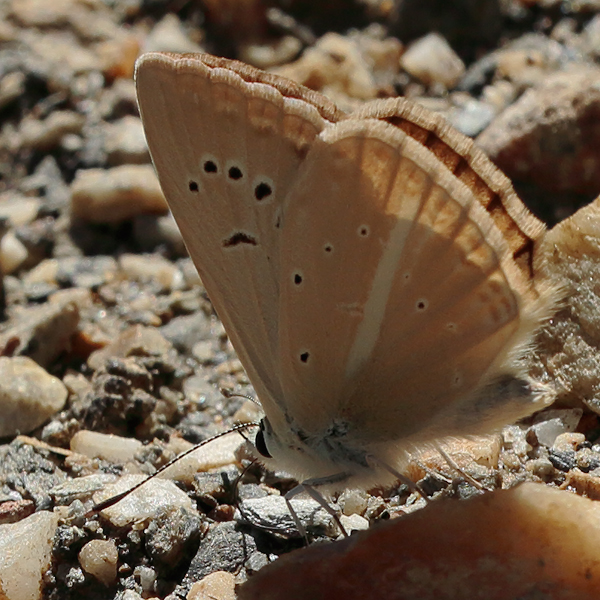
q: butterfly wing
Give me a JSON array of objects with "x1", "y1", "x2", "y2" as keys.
[
  {"x1": 277, "y1": 118, "x2": 554, "y2": 447},
  {"x1": 348, "y1": 98, "x2": 546, "y2": 283},
  {"x1": 135, "y1": 52, "x2": 340, "y2": 415}
]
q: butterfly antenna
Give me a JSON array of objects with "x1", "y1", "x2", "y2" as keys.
[
  {"x1": 220, "y1": 388, "x2": 261, "y2": 406},
  {"x1": 88, "y1": 422, "x2": 260, "y2": 516}
]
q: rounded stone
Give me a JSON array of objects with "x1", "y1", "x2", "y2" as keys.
[{"x1": 0, "y1": 356, "x2": 68, "y2": 436}]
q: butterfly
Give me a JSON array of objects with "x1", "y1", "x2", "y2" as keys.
[{"x1": 134, "y1": 52, "x2": 557, "y2": 497}]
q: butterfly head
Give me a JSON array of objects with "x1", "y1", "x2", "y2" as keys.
[
  {"x1": 251, "y1": 412, "x2": 387, "y2": 489},
  {"x1": 254, "y1": 418, "x2": 273, "y2": 459}
]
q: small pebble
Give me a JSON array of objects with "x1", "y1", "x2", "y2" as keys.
[
  {"x1": 0, "y1": 230, "x2": 29, "y2": 274},
  {"x1": 70, "y1": 430, "x2": 143, "y2": 464},
  {"x1": 553, "y1": 432, "x2": 586, "y2": 453},
  {"x1": 134, "y1": 565, "x2": 157, "y2": 594},
  {"x1": 18, "y1": 111, "x2": 85, "y2": 151},
  {"x1": 0, "y1": 356, "x2": 68, "y2": 437},
  {"x1": 400, "y1": 33, "x2": 465, "y2": 88},
  {"x1": 339, "y1": 513, "x2": 369, "y2": 534},
  {"x1": 0, "y1": 194, "x2": 41, "y2": 226},
  {"x1": 157, "y1": 433, "x2": 243, "y2": 485},
  {"x1": 50, "y1": 474, "x2": 117, "y2": 505},
  {"x1": 143, "y1": 13, "x2": 203, "y2": 54},
  {"x1": 187, "y1": 571, "x2": 236, "y2": 600},
  {"x1": 526, "y1": 457, "x2": 556, "y2": 479},
  {"x1": 79, "y1": 539, "x2": 118, "y2": 586},
  {"x1": 87, "y1": 324, "x2": 173, "y2": 371},
  {"x1": 0, "y1": 300, "x2": 80, "y2": 367},
  {"x1": 70, "y1": 164, "x2": 168, "y2": 223},
  {"x1": 119, "y1": 253, "x2": 185, "y2": 293},
  {"x1": 0, "y1": 511, "x2": 59, "y2": 600},
  {"x1": 0, "y1": 72, "x2": 25, "y2": 110},
  {"x1": 339, "y1": 488, "x2": 369, "y2": 516},
  {"x1": 93, "y1": 476, "x2": 195, "y2": 528},
  {"x1": 530, "y1": 408, "x2": 583, "y2": 447},
  {"x1": 237, "y1": 495, "x2": 338, "y2": 537},
  {"x1": 104, "y1": 116, "x2": 150, "y2": 165}
]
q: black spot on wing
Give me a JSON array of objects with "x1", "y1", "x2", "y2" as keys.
[{"x1": 223, "y1": 232, "x2": 258, "y2": 247}]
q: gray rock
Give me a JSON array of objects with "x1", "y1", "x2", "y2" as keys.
[
  {"x1": 55, "y1": 255, "x2": 118, "y2": 288},
  {"x1": 447, "y1": 99, "x2": 496, "y2": 137},
  {"x1": 160, "y1": 313, "x2": 213, "y2": 355},
  {"x1": 145, "y1": 506, "x2": 204, "y2": 572},
  {"x1": 51, "y1": 473, "x2": 117, "y2": 505},
  {"x1": 178, "y1": 522, "x2": 257, "y2": 595},
  {"x1": 237, "y1": 495, "x2": 338, "y2": 538}
]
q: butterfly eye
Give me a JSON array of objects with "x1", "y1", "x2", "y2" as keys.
[{"x1": 255, "y1": 421, "x2": 272, "y2": 458}]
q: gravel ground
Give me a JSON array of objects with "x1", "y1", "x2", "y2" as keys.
[{"x1": 1, "y1": 1, "x2": 600, "y2": 599}]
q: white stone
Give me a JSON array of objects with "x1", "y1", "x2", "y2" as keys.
[
  {"x1": 401, "y1": 32, "x2": 465, "y2": 88},
  {"x1": 339, "y1": 513, "x2": 369, "y2": 533},
  {"x1": 158, "y1": 433, "x2": 244, "y2": 485},
  {"x1": 70, "y1": 430, "x2": 143, "y2": 464},
  {"x1": 70, "y1": 164, "x2": 167, "y2": 223},
  {"x1": 78, "y1": 539, "x2": 118, "y2": 586},
  {"x1": 118, "y1": 253, "x2": 184, "y2": 292},
  {"x1": 339, "y1": 488, "x2": 369, "y2": 516},
  {"x1": 93, "y1": 475, "x2": 194, "y2": 527},
  {"x1": 104, "y1": 116, "x2": 149, "y2": 165},
  {"x1": 22, "y1": 258, "x2": 59, "y2": 285},
  {"x1": 143, "y1": 13, "x2": 203, "y2": 54},
  {"x1": 0, "y1": 356, "x2": 68, "y2": 436},
  {"x1": 0, "y1": 230, "x2": 29, "y2": 274},
  {"x1": 0, "y1": 511, "x2": 59, "y2": 600},
  {"x1": 0, "y1": 194, "x2": 41, "y2": 226},
  {"x1": 19, "y1": 111, "x2": 85, "y2": 151}
]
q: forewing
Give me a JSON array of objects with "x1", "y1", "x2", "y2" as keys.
[{"x1": 135, "y1": 52, "x2": 336, "y2": 411}]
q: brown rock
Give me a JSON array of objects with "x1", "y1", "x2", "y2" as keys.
[
  {"x1": 528, "y1": 196, "x2": 600, "y2": 413},
  {"x1": 477, "y1": 67, "x2": 600, "y2": 196},
  {"x1": 0, "y1": 301, "x2": 80, "y2": 367},
  {"x1": 239, "y1": 484, "x2": 600, "y2": 600},
  {"x1": 188, "y1": 571, "x2": 236, "y2": 600},
  {"x1": 0, "y1": 500, "x2": 35, "y2": 525}
]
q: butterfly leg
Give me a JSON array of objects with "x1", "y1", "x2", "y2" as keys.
[
  {"x1": 366, "y1": 454, "x2": 429, "y2": 500},
  {"x1": 433, "y1": 441, "x2": 488, "y2": 492},
  {"x1": 285, "y1": 472, "x2": 351, "y2": 539}
]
